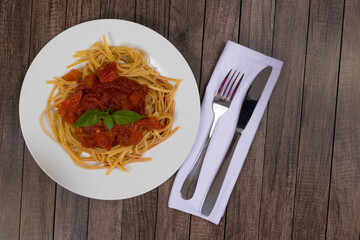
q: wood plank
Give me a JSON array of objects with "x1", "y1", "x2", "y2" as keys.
[
  {"x1": 292, "y1": 0, "x2": 344, "y2": 239},
  {"x1": 19, "y1": 0, "x2": 66, "y2": 239},
  {"x1": 167, "y1": 0, "x2": 204, "y2": 86},
  {"x1": 198, "y1": 0, "x2": 240, "y2": 96},
  {"x1": 257, "y1": 0, "x2": 310, "y2": 239},
  {"x1": 100, "y1": 0, "x2": 135, "y2": 20},
  {"x1": 225, "y1": 0, "x2": 275, "y2": 239},
  {"x1": 21, "y1": 149, "x2": 56, "y2": 240},
  {"x1": 0, "y1": 0, "x2": 32, "y2": 239},
  {"x1": 135, "y1": 0, "x2": 170, "y2": 36},
  {"x1": 154, "y1": 0, "x2": 204, "y2": 239},
  {"x1": 156, "y1": 177, "x2": 190, "y2": 240},
  {"x1": 121, "y1": 191, "x2": 158, "y2": 240},
  {"x1": 65, "y1": 0, "x2": 101, "y2": 27},
  {"x1": 119, "y1": 1, "x2": 169, "y2": 239},
  {"x1": 327, "y1": 0, "x2": 360, "y2": 238},
  {"x1": 54, "y1": 186, "x2": 90, "y2": 240},
  {"x1": 190, "y1": 0, "x2": 240, "y2": 238},
  {"x1": 53, "y1": 2, "x2": 101, "y2": 240},
  {"x1": 88, "y1": 200, "x2": 124, "y2": 239},
  {"x1": 87, "y1": 1, "x2": 136, "y2": 240}
]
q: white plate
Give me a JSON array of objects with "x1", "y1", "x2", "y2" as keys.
[{"x1": 19, "y1": 19, "x2": 200, "y2": 200}]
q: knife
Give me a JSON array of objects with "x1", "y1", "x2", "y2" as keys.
[{"x1": 201, "y1": 66, "x2": 272, "y2": 216}]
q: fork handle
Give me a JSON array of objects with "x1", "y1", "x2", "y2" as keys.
[
  {"x1": 180, "y1": 136, "x2": 211, "y2": 199},
  {"x1": 201, "y1": 132, "x2": 241, "y2": 216},
  {"x1": 180, "y1": 103, "x2": 226, "y2": 199}
]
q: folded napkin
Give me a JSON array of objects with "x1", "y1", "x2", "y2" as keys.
[{"x1": 168, "y1": 40, "x2": 283, "y2": 224}]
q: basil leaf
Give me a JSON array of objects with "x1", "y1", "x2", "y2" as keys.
[
  {"x1": 73, "y1": 110, "x2": 101, "y2": 127},
  {"x1": 112, "y1": 110, "x2": 144, "y2": 124},
  {"x1": 105, "y1": 108, "x2": 112, "y2": 115},
  {"x1": 103, "y1": 116, "x2": 114, "y2": 132},
  {"x1": 73, "y1": 109, "x2": 142, "y2": 130}
]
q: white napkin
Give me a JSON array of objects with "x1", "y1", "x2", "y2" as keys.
[{"x1": 168, "y1": 40, "x2": 283, "y2": 224}]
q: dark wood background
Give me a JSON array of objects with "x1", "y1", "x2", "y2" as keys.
[{"x1": 1, "y1": 0, "x2": 359, "y2": 239}]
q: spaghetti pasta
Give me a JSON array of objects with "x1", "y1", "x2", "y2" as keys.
[{"x1": 41, "y1": 36, "x2": 180, "y2": 175}]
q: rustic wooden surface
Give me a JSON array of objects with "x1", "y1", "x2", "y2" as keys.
[{"x1": 0, "y1": 0, "x2": 359, "y2": 239}]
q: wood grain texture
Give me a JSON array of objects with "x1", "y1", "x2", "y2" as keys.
[
  {"x1": 135, "y1": 0, "x2": 170, "y2": 37},
  {"x1": 19, "y1": 0, "x2": 66, "y2": 239},
  {"x1": 156, "y1": 177, "x2": 190, "y2": 240},
  {"x1": 258, "y1": 0, "x2": 310, "y2": 239},
  {"x1": 53, "y1": 1, "x2": 101, "y2": 239},
  {"x1": 198, "y1": 0, "x2": 240, "y2": 96},
  {"x1": 327, "y1": 0, "x2": 360, "y2": 238},
  {"x1": 53, "y1": 186, "x2": 90, "y2": 240},
  {"x1": 190, "y1": 0, "x2": 240, "y2": 238},
  {"x1": 121, "y1": 191, "x2": 158, "y2": 240},
  {"x1": 87, "y1": 1, "x2": 136, "y2": 239},
  {"x1": 65, "y1": 0, "x2": 101, "y2": 27},
  {"x1": 292, "y1": 0, "x2": 344, "y2": 239},
  {"x1": 20, "y1": 150, "x2": 56, "y2": 240},
  {"x1": 155, "y1": 0, "x2": 205, "y2": 239},
  {"x1": 167, "y1": 0, "x2": 205, "y2": 85},
  {"x1": 119, "y1": 1, "x2": 169, "y2": 240},
  {"x1": 225, "y1": 123, "x2": 266, "y2": 240},
  {"x1": 0, "y1": 0, "x2": 31, "y2": 239},
  {"x1": 88, "y1": 200, "x2": 123, "y2": 240},
  {"x1": 100, "y1": 0, "x2": 135, "y2": 20},
  {"x1": 225, "y1": 0, "x2": 275, "y2": 239}
]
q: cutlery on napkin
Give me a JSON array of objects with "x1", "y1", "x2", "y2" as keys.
[
  {"x1": 200, "y1": 66, "x2": 272, "y2": 216},
  {"x1": 180, "y1": 69, "x2": 244, "y2": 200},
  {"x1": 168, "y1": 40, "x2": 283, "y2": 224}
]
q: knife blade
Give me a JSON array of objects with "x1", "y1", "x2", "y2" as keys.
[{"x1": 201, "y1": 66, "x2": 272, "y2": 216}]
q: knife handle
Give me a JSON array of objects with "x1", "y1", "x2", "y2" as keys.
[{"x1": 201, "y1": 132, "x2": 241, "y2": 216}]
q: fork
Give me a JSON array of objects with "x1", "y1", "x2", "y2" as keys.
[{"x1": 180, "y1": 70, "x2": 244, "y2": 200}]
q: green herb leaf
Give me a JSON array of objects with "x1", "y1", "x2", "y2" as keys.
[
  {"x1": 112, "y1": 110, "x2": 144, "y2": 124},
  {"x1": 73, "y1": 109, "x2": 143, "y2": 130},
  {"x1": 73, "y1": 109, "x2": 102, "y2": 127},
  {"x1": 105, "y1": 108, "x2": 111, "y2": 115},
  {"x1": 103, "y1": 116, "x2": 114, "y2": 132}
]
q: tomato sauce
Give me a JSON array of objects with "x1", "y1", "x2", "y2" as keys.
[{"x1": 58, "y1": 63, "x2": 163, "y2": 150}]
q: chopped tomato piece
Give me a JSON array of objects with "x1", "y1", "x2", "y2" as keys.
[
  {"x1": 96, "y1": 62, "x2": 119, "y2": 83},
  {"x1": 74, "y1": 127, "x2": 97, "y2": 148},
  {"x1": 113, "y1": 124, "x2": 143, "y2": 146},
  {"x1": 58, "y1": 93, "x2": 82, "y2": 124},
  {"x1": 82, "y1": 73, "x2": 97, "y2": 87},
  {"x1": 75, "y1": 124, "x2": 114, "y2": 151},
  {"x1": 149, "y1": 117, "x2": 163, "y2": 130},
  {"x1": 137, "y1": 117, "x2": 163, "y2": 130},
  {"x1": 121, "y1": 99, "x2": 134, "y2": 110},
  {"x1": 58, "y1": 110, "x2": 78, "y2": 125},
  {"x1": 129, "y1": 85, "x2": 148, "y2": 106},
  {"x1": 63, "y1": 69, "x2": 82, "y2": 81},
  {"x1": 59, "y1": 93, "x2": 82, "y2": 112},
  {"x1": 129, "y1": 90, "x2": 142, "y2": 105},
  {"x1": 94, "y1": 130, "x2": 114, "y2": 151},
  {"x1": 128, "y1": 129, "x2": 143, "y2": 145}
]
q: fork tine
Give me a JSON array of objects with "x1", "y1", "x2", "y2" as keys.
[
  {"x1": 230, "y1": 73, "x2": 244, "y2": 100},
  {"x1": 216, "y1": 70, "x2": 232, "y2": 97},
  {"x1": 225, "y1": 71, "x2": 240, "y2": 99},
  {"x1": 222, "y1": 70, "x2": 237, "y2": 98}
]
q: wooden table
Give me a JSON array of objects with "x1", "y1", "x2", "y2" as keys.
[{"x1": 1, "y1": 0, "x2": 359, "y2": 239}]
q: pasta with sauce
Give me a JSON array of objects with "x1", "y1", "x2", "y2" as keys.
[{"x1": 41, "y1": 35, "x2": 180, "y2": 175}]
